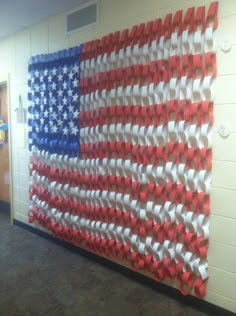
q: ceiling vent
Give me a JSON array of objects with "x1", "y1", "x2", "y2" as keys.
[{"x1": 66, "y1": 0, "x2": 98, "y2": 34}]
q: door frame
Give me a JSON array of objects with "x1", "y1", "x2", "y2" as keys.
[{"x1": 0, "y1": 73, "x2": 13, "y2": 223}]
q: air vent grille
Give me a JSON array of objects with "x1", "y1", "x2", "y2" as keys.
[{"x1": 66, "y1": 1, "x2": 98, "y2": 33}]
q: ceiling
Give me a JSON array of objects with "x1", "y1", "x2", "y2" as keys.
[{"x1": 0, "y1": 0, "x2": 87, "y2": 40}]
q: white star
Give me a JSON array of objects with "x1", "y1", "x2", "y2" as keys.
[
  {"x1": 44, "y1": 68, "x2": 48, "y2": 76},
  {"x1": 44, "y1": 126, "x2": 49, "y2": 133},
  {"x1": 72, "y1": 78, "x2": 78, "y2": 87},
  {"x1": 43, "y1": 97, "x2": 47, "y2": 105},
  {"x1": 69, "y1": 121, "x2": 74, "y2": 128},
  {"x1": 42, "y1": 83, "x2": 46, "y2": 91},
  {"x1": 49, "y1": 106, "x2": 53, "y2": 113},
  {"x1": 63, "y1": 112, "x2": 68, "y2": 120},
  {"x1": 36, "y1": 126, "x2": 39, "y2": 133},
  {"x1": 51, "y1": 96, "x2": 56, "y2": 105},
  {"x1": 35, "y1": 70, "x2": 39, "y2": 77},
  {"x1": 48, "y1": 75, "x2": 52, "y2": 83},
  {"x1": 63, "y1": 65, "x2": 68, "y2": 74},
  {"x1": 73, "y1": 110, "x2": 79, "y2": 118},
  {"x1": 40, "y1": 91, "x2": 44, "y2": 97},
  {"x1": 57, "y1": 119, "x2": 63, "y2": 126},
  {"x1": 68, "y1": 104, "x2": 74, "y2": 112},
  {"x1": 44, "y1": 110, "x2": 49, "y2": 117},
  {"x1": 35, "y1": 84, "x2": 40, "y2": 92},
  {"x1": 71, "y1": 126, "x2": 79, "y2": 135},
  {"x1": 40, "y1": 74, "x2": 44, "y2": 82},
  {"x1": 73, "y1": 64, "x2": 79, "y2": 73},
  {"x1": 52, "y1": 67, "x2": 57, "y2": 76},
  {"x1": 58, "y1": 73, "x2": 63, "y2": 81},
  {"x1": 72, "y1": 94, "x2": 79, "y2": 102},
  {"x1": 49, "y1": 120, "x2": 54, "y2": 127},
  {"x1": 40, "y1": 104, "x2": 44, "y2": 111},
  {"x1": 63, "y1": 81, "x2": 67, "y2": 89},
  {"x1": 52, "y1": 112, "x2": 57, "y2": 120},
  {"x1": 51, "y1": 82, "x2": 57, "y2": 90},
  {"x1": 63, "y1": 126, "x2": 69, "y2": 135},
  {"x1": 40, "y1": 118, "x2": 45, "y2": 124},
  {"x1": 58, "y1": 89, "x2": 63, "y2": 97},
  {"x1": 68, "y1": 89, "x2": 73, "y2": 97},
  {"x1": 57, "y1": 104, "x2": 63, "y2": 112},
  {"x1": 68, "y1": 72, "x2": 73, "y2": 80},
  {"x1": 52, "y1": 125, "x2": 58, "y2": 133},
  {"x1": 35, "y1": 97, "x2": 40, "y2": 105},
  {"x1": 62, "y1": 96, "x2": 67, "y2": 105},
  {"x1": 35, "y1": 112, "x2": 40, "y2": 119},
  {"x1": 31, "y1": 77, "x2": 35, "y2": 84},
  {"x1": 31, "y1": 90, "x2": 35, "y2": 97}
]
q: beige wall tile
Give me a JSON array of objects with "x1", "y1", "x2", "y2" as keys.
[
  {"x1": 210, "y1": 215, "x2": 236, "y2": 246},
  {"x1": 214, "y1": 104, "x2": 236, "y2": 133},
  {"x1": 213, "y1": 132, "x2": 236, "y2": 161},
  {"x1": 208, "y1": 241, "x2": 236, "y2": 273},
  {"x1": 211, "y1": 187, "x2": 236, "y2": 218},
  {"x1": 208, "y1": 267, "x2": 236, "y2": 301}
]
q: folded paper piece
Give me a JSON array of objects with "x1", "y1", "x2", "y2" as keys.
[{"x1": 28, "y1": 2, "x2": 218, "y2": 299}]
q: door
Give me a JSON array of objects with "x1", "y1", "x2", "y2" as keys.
[{"x1": 0, "y1": 82, "x2": 10, "y2": 213}]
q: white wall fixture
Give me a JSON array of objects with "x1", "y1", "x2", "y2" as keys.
[
  {"x1": 218, "y1": 123, "x2": 231, "y2": 138},
  {"x1": 221, "y1": 39, "x2": 232, "y2": 52}
]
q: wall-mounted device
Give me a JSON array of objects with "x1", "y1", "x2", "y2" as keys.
[{"x1": 16, "y1": 95, "x2": 26, "y2": 123}]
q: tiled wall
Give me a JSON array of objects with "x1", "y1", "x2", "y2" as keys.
[{"x1": 0, "y1": 0, "x2": 235, "y2": 312}]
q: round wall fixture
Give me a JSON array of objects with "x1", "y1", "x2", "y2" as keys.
[
  {"x1": 221, "y1": 39, "x2": 232, "y2": 52},
  {"x1": 218, "y1": 123, "x2": 231, "y2": 138}
]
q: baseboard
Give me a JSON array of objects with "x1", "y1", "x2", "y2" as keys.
[
  {"x1": 0, "y1": 200, "x2": 10, "y2": 213},
  {"x1": 13, "y1": 219, "x2": 235, "y2": 316}
]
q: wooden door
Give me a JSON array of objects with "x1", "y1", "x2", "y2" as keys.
[{"x1": 0, "y1": 83, "x2": 10, "y2": 203}]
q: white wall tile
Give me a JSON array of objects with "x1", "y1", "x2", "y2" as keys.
[
  {"x1": 31, "y1": 20, "x2": 49, "y2": 56},
  {"x1": 211, "y1": 187, "x2": 236, "y2": 218},
  {"x1": 210, "y1": 215, "x2": 236, "y2": 246},
  {"x1": 0, "y1": 37, "x2": 15, "y2": 73},
  {"x1": 212, "y1": 161, "x2": 236, "y2": 190},
  {"x1": 213, "y1": 132, "x2": 236, "y2": 161},
  {"x1": 217, "y1": 45, "x2": 236, "y2": 76},
  {"x1": 217, "y1": 15, "x2": 236, "y2": 46},
  {"x1": 215, "y1": 75, "x2": 236, "y2": 104},
  {"x1": 208, "y1": 267, "x2": 236, "y2": 301},
  {"x1": 214, "y1": 104, "x2": 236, "y2": 133},
  {"x1": 19, "y1": 173, "x2": 30, "y2": 190},
  {"x1": 15, "y1": 29, "x2": 31, "y2": 85},
  {"x1": 205, "y1": 290, "x2": 236, "y2": 314},
  {"x1": 48, "y1": 13, "x2": 69, "y2": 52},
  {"x1": 217, "y1": 0, "x2": 236, "y2": 18},
  {"x1": 14, "y1": 212, "x2": 29, "y2": 224},
  {"x1": 208, "y1": 241, "x2": 236, "y2": 273}
]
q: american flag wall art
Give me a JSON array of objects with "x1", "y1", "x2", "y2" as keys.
[{"x1": 28, "y1": 2, "x2": 218, "y2": 298}]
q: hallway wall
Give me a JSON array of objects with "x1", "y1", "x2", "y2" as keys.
[{"x1": 0, "y1": 0, "x2": 235, "y2": 312}]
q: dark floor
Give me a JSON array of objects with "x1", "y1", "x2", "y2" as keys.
[{"x1": 0, "y1": 211, "x2": 213, "y2": 316}]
